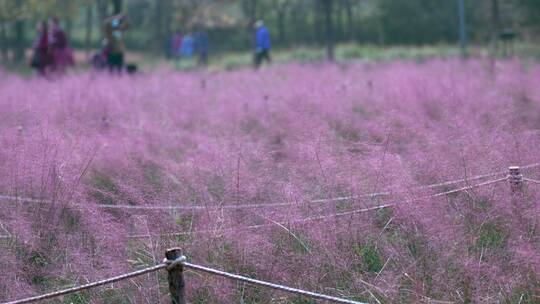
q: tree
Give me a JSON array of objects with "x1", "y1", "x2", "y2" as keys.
[
  {"x1": 321, "y1": 0, "x2": 334, "y2": 61},
  {"x1": 84, "y1": 1, "x2": 93, "y2": 58},
  {"x1": 112, "y1": 0, "x2": 122, "y2": 14},
  {"x1": 378, "y1": 0, "x2": 458, "y2": 45},
  {"x1": 516, "y1": 0, "x2": 540, "y2": 30},
  {"x1": 0, "y1": 16, "x2": 8, "y2": 62},
  {"x1": 274, "y1": 0, "x2": 289, "y2": 43},
  {"x1": 343, "y1": 0, "x2": 354, "y2": 41}
]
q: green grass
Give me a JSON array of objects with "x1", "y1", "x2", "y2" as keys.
[
  {"x1": 6, "y1": 42, "x2": 540, "y2": 75},
  {"x1": 89, "y1": 171, "x2": 118, "y2": 205},
  {"x1": 355, "y1": 239, "x2": 383, "y2": 273},
  {"x1": 166, "y1": 41, "x2": 540, "y2": 73},
  {"x1": 476, "y1": 220, "x2": 507, "y2": 250}
]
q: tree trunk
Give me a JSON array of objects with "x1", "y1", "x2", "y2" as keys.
[
  {"x1": 242, "y1": 0, "x2": 258, "y2": 48},
  {"x1": 314, "y1": 1, "x2": 323, "y2": 44},
  {"x1": 14, "y1": 20, "x2": 25, "y2": 63},
  {"x1": 249, "y1": 0, "x2": 258, "y2": 26},
  {"x1": 85, "y1": 3, "x2": 94, "y2": 58},
  {"x1": 112, "y1": 0, "x2": 122, "y2": 14},
  {"x1": 163, "y1": 1, "x2": 172, "y2": 57},
  {"x1": 491, "y1": 0, "x2": 500, "y2": 46},
  {"x1": 322, "y1": 0, "x2": 334, "y2": 61},
  {"x1": 344, "y1": 0, "x2": 353, "y2": 41},
  {"x1": 457, "y1": 0, "x2": 467, "y2": 57},
  {"x1": 0, "y1": 18, "x2": 8, "y2": 62},
  {"x1": 96, "y1": 0, "x2": 108, "y2": 39},
  {"x1": 336, "y1": 0, "x2": 344, "y2": 42},
  {"x1": 290, "y1": 4, "x2": 300, "y2": 44},
  {"x1": 277, "y1": 7, "x2": 286, "y2": 43},
  {"x1": 154, "y1": 0, "x2": 164, "y2": 54},
  {"x1": 66, "y1": 18, "x2": 73, "y2": 39},
  {"x1": 377, "y1": 12, "x2": 385, "y2": 46}
]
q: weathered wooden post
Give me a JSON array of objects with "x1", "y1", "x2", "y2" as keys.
[
  {"x1": 165, "y1": 248, "x2": 186, "y2": 304},
  {"x1": 508, "y1": 166, "x2": 523, "y2": 193}
]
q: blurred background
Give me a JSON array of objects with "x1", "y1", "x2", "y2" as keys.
[{"x1": 1, "y1": 0, "x2": 539, "y2": 71}]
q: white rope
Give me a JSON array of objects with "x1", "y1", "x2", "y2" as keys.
[
  {"x1": 427, "y1": 176, "x2": 508, "y2": 198},
  {"x1": 131, "y1": 176, "x2": 508, "y2": 239},
  {"x1": 2, "y1": 264, "x2": 167, "y2": 304},
  {"x1": 164, "y1": 257, "x2": 367, "y2": 304},
  {"x1": 1, "y1": 162, "x2": 532, "y2": 212},
  {"x1": 1, "y1": 258, "x2": 366, "y2": 304},
  {"x1": 129, "y1": 204, "x2": 392, "y2": 238},
  {"x1": 0, "y1": 221, "x2": 11, "y2": 238},
  {"x1": 0, "y1": 194, "x2": 43, "y2": 204},
  {"x1": 523, "y1": 177, "x2": 540, "y2": 185},
  {"x1": 412, "y1": 171, "x2": 505, "y2": 190},
  {"x1": 522, "y1": 162, "x2": 540, "y2": 170},
  {"x1": 0, "y1": 176, "x2": 510, "y2": 303},
  {"x1": 0, "y1": 191, "x2": 390, "y2": 211}
]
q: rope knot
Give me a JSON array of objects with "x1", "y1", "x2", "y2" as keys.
[{"x1": 164, "y1": 255, "x2": 187, "y2": 270}]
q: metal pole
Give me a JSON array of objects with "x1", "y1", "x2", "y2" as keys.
[{"x1": 457, "y1": 0, "x2": 467, "y2": 57}]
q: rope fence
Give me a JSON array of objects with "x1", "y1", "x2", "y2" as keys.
[
  {"x1": 130, "y1": 175, "x2": 509, "y2": 239},
  {"x1": 0, "y1": 190, "x2": 389, "y2": 211},
  {"x1": 1, "y1": 161, "x2": 538, "y2": 213},
  {"x1": 3, "y1": 264, "x2": 167, "y2": 304},
  {"x1": 0, "y1": 165, "x2": 532, "y2": 241},
  {"x1": 180, "y1": 259, "x2": 365, "y2": 304},
  {"x1": 129, "y1": 204, "x2": 393, "y2": 239},
  {"x1": 1, "y1": 165, "x2": 536, "y2": 304},
  {"x1": 523, "y1": 177, "x2": 540, "y2": 185},
  {"x1": 1, "y1": 249, "x2": 366, "y2": 304}
]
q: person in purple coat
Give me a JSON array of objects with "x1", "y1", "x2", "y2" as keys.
[
  {"x1": 30, "y1": 21, "x2": 49, "y2": 75},
  {"x1": 48, "y1": 17, "x2": 74, "y2": 74}
]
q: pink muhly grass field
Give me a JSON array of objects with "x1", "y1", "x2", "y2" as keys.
[{"x1": 0, "y1": 59, "x2": 539, "y2": 303}]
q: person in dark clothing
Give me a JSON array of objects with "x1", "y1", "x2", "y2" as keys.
[
  {"x1": 48, "y1": 17, "x2": 74, "y2": 74},
  {"x1": 254, "y1": 20, "x2": 271, "y2": 68},
  {"x1": 194, "y1": 29, "x2": 209, "y2": 67},
  {"x1": 103, "y1": 14, "x2": 129, "y2": 73},
  {"x1": 171, "y1": 31, "x2": 183, "y2": 60},
  {"x1": 30, "y1": 21, "x2": 49, "y2": 75}
]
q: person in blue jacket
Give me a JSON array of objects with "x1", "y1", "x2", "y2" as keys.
[{"x1": 254, "y1": 20, "x2": 271, "y2": 68}]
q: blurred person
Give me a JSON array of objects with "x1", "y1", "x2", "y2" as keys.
[
  {"x1": 90, "y1": 51, "x2": 108, "y2": 70},
  {"x1": 254, "y1": 20, "x2": 271, "y2": 69},
  {"x1": 171, "y1": 31, "x2": 183, "y2": 60},
  {"x1": 30, "y1": 21, "x2": 49, "y2": 76},
  {"x1": 181, "y1": 32, "x2": 194, "y2": 59},
  {"x1": 103, "y1": 14, "x2": 129, "y2": 73},
  {"x1": 48, "y1": 17, "x2": 74, "y2": 74},
  {"x1": 194, "y1": 28, "x2": 209, "y2": 67}
]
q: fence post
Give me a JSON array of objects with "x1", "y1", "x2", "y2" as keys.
[
  {"x1": 165, "y1": 248, "x2": 186, "y2": 304},
  {"x1": 508, "y1": 166, "x2": 523, "y2": 193}
]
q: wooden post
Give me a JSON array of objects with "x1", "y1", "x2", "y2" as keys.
[
  {"x1": 165, "y1": 248, "x2": 186, "y2": 304},
  {"x1": 508, "y1": 166, "x2": 522, "y2": 193}
]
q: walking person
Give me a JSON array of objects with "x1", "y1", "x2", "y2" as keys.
[
  {"x1": 30, "y1": 21, "x2": 49, "y2": 76},
  {"x1": 48, "y1": 17, "x2": 74, "y2": 74},
  {"x1": 194, "y1": 28, "x2": 209, "y2": 67},
  {"x1": 254, "y1": 20, "x2": 271, "y2": 69},
  {"x1": 103, "y1": 14, "x2": 129, "y2": 73}
]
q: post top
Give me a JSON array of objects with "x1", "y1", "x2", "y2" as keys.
[
  {"x1": 509, "y1": 166, "x2": 520, "y2": 171},
  {"x1": 165, "y1": 247, "x2": 183, "y2": 260}
]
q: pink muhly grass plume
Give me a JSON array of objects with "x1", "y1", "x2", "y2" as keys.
[{"x1": 0, "y1": 59, "x2": 539, "y2": 303}]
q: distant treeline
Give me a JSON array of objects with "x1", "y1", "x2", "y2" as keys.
[{"x1": 1, "y1": 0, "x2": 540, "y2": 62}]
